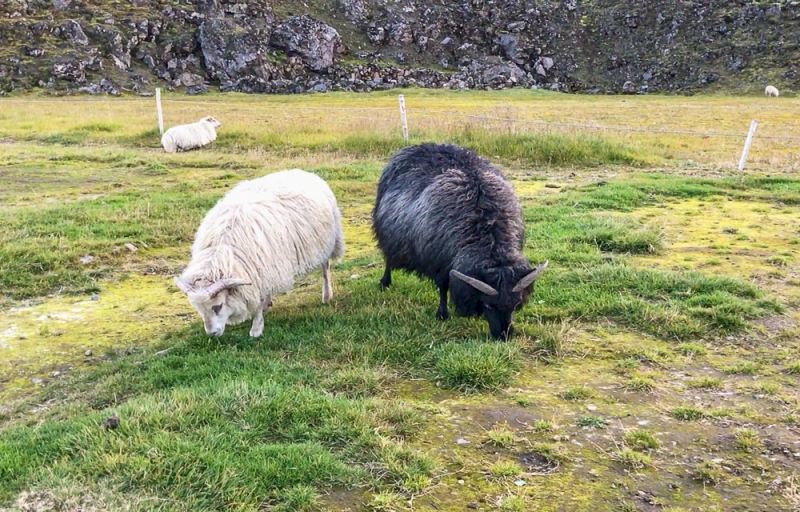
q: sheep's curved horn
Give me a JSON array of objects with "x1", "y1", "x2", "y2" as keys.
[
  {"x1": 205, "y1": 278, "x2": 250, "y2": 298},
  {"x1": 450, "y1": 270, "x2": 498, "y2": 296},
  {"x1": 174, "y1": 277, "x2": 194, "y2": 295},
  {"x1": 512, "y1": 261, "x2": 549, "y2": 292}
]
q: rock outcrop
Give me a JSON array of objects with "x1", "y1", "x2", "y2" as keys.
[{"x1": 0, "y1": 0, "x2": 797, "y2": 95}]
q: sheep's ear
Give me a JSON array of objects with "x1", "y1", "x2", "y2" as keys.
[
  {"x1": 450, "y1": 270, "x2": 498, "y2": 296},
  {"x1": 206, "y1": 278, "x2": 250, "y2": 298},
  {"x1": 175, "y1": 277, "x2": 194, "y2": 295},
  {"x1": 512, "y1": 261, "x2": 548, "y2": 292}
]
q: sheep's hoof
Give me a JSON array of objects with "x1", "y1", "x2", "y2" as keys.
[{"x1": 436, "y1": 308, "x2": 449, "y2": 321}]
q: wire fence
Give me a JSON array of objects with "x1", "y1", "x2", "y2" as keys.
[{"x1": 1, "y1": 92, "x2": 798, "y2": 170}]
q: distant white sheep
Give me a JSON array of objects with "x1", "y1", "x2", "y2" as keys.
[
  {"x1": 161, "y1": 116, "x2": 221, "y2": 153},
  {"x1": 765, "y1": 85, "x2": 779, "y2": 98},
  {"x1": 175, "y1": 169, "x2": 345, "y2": 337}
]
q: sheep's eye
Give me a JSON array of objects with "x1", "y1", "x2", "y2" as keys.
[{"x1": 211, "y1": 305, "x2": 222, "y2": 314}]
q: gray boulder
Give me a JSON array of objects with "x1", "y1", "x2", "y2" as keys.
[
  {"x1": 53, "y1": 20, "x2": 88, "y2": 46},
  {"x1": 270, "y1": 15, "x2": 344, "y2": 72},
  {"x1": 198, "y1": 18, "x2": 271, "y2": 82},
  {"x1": 52, "y1": 58, "x2": 86, "y2": 83}
]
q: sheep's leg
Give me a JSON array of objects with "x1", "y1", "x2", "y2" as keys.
[
  {"x1": 379, "y1": 263, "x2": 393, "y2": 290},
  {"x1": 249, "y1": 297, "x2": 272, "y2": 337},
  {"x1": 322, "y1": 260, "x2": 333, "y2": 303},
  {"x1": 436, "y1": 284, "x2": 450, "y2": 321}
]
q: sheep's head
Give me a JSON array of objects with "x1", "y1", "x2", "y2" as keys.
[
  {"x1": 203, "y1": 116, "x2": 222, "y2": 128},
  {"x1": 450, "y1": 261, "x2": 548, "y2": 340},
  {"x1": 175, "y1": 277, "x2": 249, "y2": 337}
]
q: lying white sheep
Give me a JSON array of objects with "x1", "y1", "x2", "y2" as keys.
[
  {"x1": 175, "y1": 169, "x2": 345, "y2": 337},
  {"x1": 765, "y1": 85, "x2": 779, "y2": 98},
  {"x1": 161, "y1": 116, "x2": 221, "y2": 153}
]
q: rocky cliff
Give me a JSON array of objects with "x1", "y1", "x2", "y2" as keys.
[{"x1": 0, "y1": 0, "x2": 798, "y2": 95}]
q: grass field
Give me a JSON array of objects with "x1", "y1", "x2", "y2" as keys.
[{"x1": 1, "y1": 89, "x2": 799, "y2": 511}]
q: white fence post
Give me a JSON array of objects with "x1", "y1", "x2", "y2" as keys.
[
  {"x1": 398, "y1": 94, "x2": 408, "y2": 142},
  {"x1": 738, "y1": 120, "x2": 757, "y2": 171},
  {"x1": 156, "y1": 88, "x2": 164, "y2": 135}
]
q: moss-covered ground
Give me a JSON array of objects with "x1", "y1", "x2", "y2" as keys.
[{"x1": 1, "y1": 89, "x2": 798, "y2": 511}]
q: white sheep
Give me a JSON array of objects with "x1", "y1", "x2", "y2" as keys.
[
  {"x1": 161, "y1": 116, "x2": 221, "y2": 153},
  {"x1": 765, "y1": 85, "x2": 779, "y2": 98},
  {"x1": 174, "y1": 169, "x2": 345, "y2": 337}
]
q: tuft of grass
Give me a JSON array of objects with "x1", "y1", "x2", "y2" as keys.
[
  {"x1": 270, "y1": 485, "x2": 320, "y2": 512},
  {"x1": 498, "y1": 494, "x2": 528, "y2": 512},
  {"x1": 570, "y1": 216, "x2": 663, "y2": 254},
  {"x1": 624, "y1": 430, "x2": 660, "y2": 451},
  {"x1": 486, "y1": 423, "x2": 517, "y2": 449},
  {"x1": 489, "y1": 460, "x2": 524, "y2": 480},
  {"x1": 367, "y1": 491, "x2": 404, "y2": 511},
  {"x1": 687, "y1": 377, "x2": 723, "y2": 390},
  {"x1": 527, "y1": 321, "x2": 567, "y2": 359},
  {"x1": 624, "y1": 372, "x2": 657, "y2": 393},
  {"x1": 434, "y1": 342, "x2": 522, "y2": 392},
  {"x1": 614, "y1": 358, "x2": 641, "y2": 375},
  {"x1": 693, "y1": 460, "x2": 725, "y2": 486},
  {"x1": 676, "y1": 343, "x2": 708, "y2": 356},
  {"x1": 576, "y1": 416, "x2": 606, "y2": 429},
  {"x1": 561, "y1": 386, "x2": 593, "y2": 401},
  {"x1": 723, "y1": 362, "x2": 761, "y2": 375},
  {"x1": 614, "y1": 448, "x2": 653, "y2": 469},
  {"x1": 324, "y1": 366, "x2": 391, "y2": 398},
  {"x1": 671, "y1": 406, "x2": 704, "y2": 421},
  {"x1": 785, "y1": 362, "x2": 800, "y2": 375},
  {"x1": 735, "y1": 429, "x2": 763, "y2": 453},
  {"x1": 530, "y1": 442, "x2": 569, "y2": 465},
  {"x1": 532, "y1": 420, "x2": 553, "y2": 433}
]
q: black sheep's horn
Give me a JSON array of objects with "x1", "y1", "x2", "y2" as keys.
[
  {"x1": 450, "y1": 270, "x2": 498, "y2": 296},
  {"x1": 512, "y1": 261, "x2": 549, "y2": 292}
]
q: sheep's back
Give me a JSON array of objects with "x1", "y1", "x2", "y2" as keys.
[{"x1": 192, "y1": 170, "x2": 342, "y2": 293}]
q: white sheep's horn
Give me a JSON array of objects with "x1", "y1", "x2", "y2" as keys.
[
  {"x1": 174, "y1": 277, "x2": 194, "y2": 295},
  {"x1": 205, "y1": 278, "x2": 250, "y2": 298},
  {"x1": 512, "y1": 261, "x2": 549, "y2": 292},
  {"x1": 450, "y1": 270, "x2": 498, "y2": 296}
]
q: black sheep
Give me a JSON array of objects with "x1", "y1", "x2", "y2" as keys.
[{"x1": 372, "y1": 143, "x2": 547, "y2": 340}]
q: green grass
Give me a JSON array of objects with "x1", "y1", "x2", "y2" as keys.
[
  {"x1": 434, "y1": 342, "x2": 522, "y2": 392},
  {"x1": 614, "y1": 448, "x2": 653, "y2": 469},
  {"x1": 1, "y1": 91, "x2": 799, "y2": 511},
  {"x1": 561, "y1": 386, "x2": 593, "y2": 401},
  {"x1": 687, "y1": 377, "x2": 723, "y2": 390},
  {"x1": 489, "y1": 460, "x2": 523, "y2": 479},
  {"x1": 624, "y1": 430, "x2": 660, "y2": 451},
  {"x1": 671, "y1": 407, "x2": 705, "y2": 421}
]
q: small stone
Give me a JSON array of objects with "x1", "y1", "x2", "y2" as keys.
[
  {"x1": 79, "y1": 255, "x2": 94, "y2": 264},
  {"x1": 586, "y1": 404, "x2": 597, "y2": 411},
  {"x1": 91, "y1": 294, "x2": 100, "y2": 301},
  {"x1": 514, "y1": 479, "x2": 526, "y2": 486},
  {"x1": 32, "y1": 378, "x2": 43, "y2": 385},
  {"x1": 637, "y1": 420, "x2": 650, "y2": 426},
  {"x1": 101, "y1": 415, "x2": 120, "y2": 429},
  {"x1": 457, "y1": 479, "x2": 465, "y2": 485},
  {"x1": 51, "y1": 371, "x2": 60, "y2": 377},
  {"x1": 545, "y1": 183, "x2": 561, "y2": 189},
  {"x1": 350, "y1": 274, "x2": 360, "y2": 279},
  {"x1": 711, "y1": 458, "x2": 725, "y2": 464},
  {"x1": 456, "y1": 438, "x2": 470, "y2": 445},
  {"x1": 84, "y1": 349, "x2": 93, "y2": 356},
  {"x1": 124, "y1": 243, "x2": 138, "y2": 252}
]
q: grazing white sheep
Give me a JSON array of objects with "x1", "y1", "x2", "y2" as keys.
[
  {"x1": 175, "y1": 169, "x2": 345, "y2": 337},
  {"x1": 161, "y1": 116, "x2": 221, "y2": 153},
  {"x1": 765, "y1": 85, "x2": 779, "y2": 98}
]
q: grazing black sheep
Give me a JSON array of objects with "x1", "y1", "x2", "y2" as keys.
[{"x1": 372, "y1": 143, "x2": 547, "y2": 340}]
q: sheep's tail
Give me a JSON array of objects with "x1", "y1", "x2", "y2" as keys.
[
  {"x1": 332, "y1": 225, "x2": 345, "y2": 262},
  {"x1": 161, "y1": 133, "x2": 177, "y2": 153}
]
